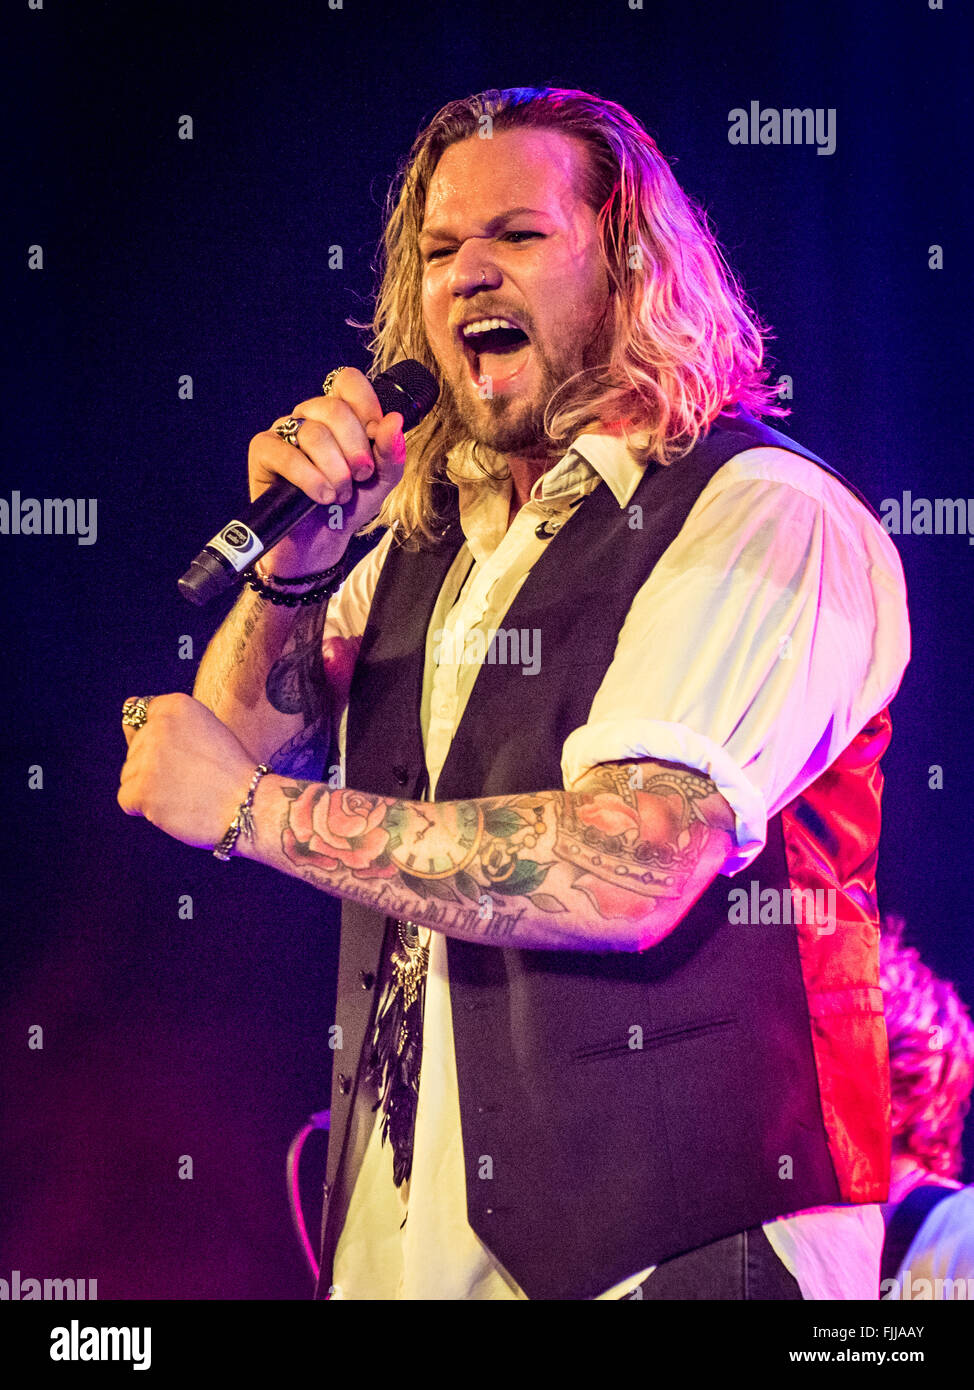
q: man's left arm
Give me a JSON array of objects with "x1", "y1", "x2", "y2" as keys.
[{"x1": 117, "y1": 694, "x2": 733, "y2": 953}]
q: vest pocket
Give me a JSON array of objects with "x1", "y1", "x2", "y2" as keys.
[{"x1": 570, "y1": 1015, "x2": 737, "y2": 1062}]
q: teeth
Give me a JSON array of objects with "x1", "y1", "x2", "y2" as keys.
[{"x1": 461, "y1": 317, "x2": 521, "y2": 338}]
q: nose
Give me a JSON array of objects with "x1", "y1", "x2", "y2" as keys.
[{"x1": 449, "y1": 240, "x2": 501, "y2": 297}]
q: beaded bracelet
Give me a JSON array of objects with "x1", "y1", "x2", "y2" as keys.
[
  {"x1": 212, "y1": 763, "x2": 272, "y2": 861},
  {"x1": 253, "y1": 557, "x2": 345, "y2": 587},
  {"x1": 244, "y1": 556, "x2": 347, "y2": 606}
]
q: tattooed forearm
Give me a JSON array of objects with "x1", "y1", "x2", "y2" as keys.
[
  {"x1": 260, "y1": 601, "x2": 333, "y2": 777},
  {"x1": 230, "y1": 592, "x2": 267, "y2": 671},
  {"x1": 265, "y1": 602, "x2": 330, "y2": 715},
  {"x1": 193, "y1": 588, "x2": 269, "y2": 709},
  {"x1": 244, "y1": 759, "x2": 736, "y2": 952},
  {"x1": 267, "y1": 721, "x2": 332, "y2": 781},
  {"x1": 193, "y1": 577, "x2": 342, "y2": 774}
]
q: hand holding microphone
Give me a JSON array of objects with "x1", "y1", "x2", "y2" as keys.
[{"x1": 178, "y1": 361, "x2": 438, "y2": 605}]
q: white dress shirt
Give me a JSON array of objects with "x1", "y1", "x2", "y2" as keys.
[{"x1": 319, "y1": 429, "x2": 910, "y2": 1299}]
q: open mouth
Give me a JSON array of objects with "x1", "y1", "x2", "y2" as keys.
[{"x1": 459, "y1": 318, "x2": 532, "y2": 384}]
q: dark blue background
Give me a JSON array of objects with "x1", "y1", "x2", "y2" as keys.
[{"x1": 3, "y1": 0, "x2": 972, "y2": 1298}]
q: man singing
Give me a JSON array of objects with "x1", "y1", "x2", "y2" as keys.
[{"x1": 119, "y1": 86, "x2": 910, "y2": 1299}]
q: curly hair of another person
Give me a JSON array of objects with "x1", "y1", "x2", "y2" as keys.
[{"x1": 881, "y1": 915, "x2": 974, "y2": 1179}]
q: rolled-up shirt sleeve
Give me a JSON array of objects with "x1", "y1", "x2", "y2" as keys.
[{"x1": 560, "y1": 448, "x2": 911, "y2": 875}]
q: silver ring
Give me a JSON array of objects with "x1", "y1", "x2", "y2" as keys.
[
  {"x1": 274, "y1": 416, "x2": 304, "y2": 448},
  {"x1": 122, "y1": 696, "x2": 155, "y2": 730}
]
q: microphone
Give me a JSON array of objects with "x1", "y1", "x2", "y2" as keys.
[{"x1": 177, "y1": 360, "x2": 438, "y2": 606}]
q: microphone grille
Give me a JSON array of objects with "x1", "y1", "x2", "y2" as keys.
[{"x1": 372, "y1": 360, "x2": 439, "y2": 431}]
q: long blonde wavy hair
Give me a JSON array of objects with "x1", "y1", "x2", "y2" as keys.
[{"x1": 358, "y1": 86, "x2": 786, "y2": 545}]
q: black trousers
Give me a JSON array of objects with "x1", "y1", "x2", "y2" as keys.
[{"x1": 623, "y1": 1227, "x2": 804, "y2": 1300}]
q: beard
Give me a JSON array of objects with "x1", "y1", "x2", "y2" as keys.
[{"x1": 434, "y1": 310, "x2": 612, "y2": 462}]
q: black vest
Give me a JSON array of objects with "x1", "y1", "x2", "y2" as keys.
[{"x1": 318, "y1": 410, "x2": 876, "y2": 1300}]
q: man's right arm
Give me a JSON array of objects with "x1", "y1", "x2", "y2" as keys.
[
  {"x1": 191, "y1": 367, "x2": 406, "y2": 777},
  {"x1": 193, "y1": 586, "x2": 337, "y2": 777}
]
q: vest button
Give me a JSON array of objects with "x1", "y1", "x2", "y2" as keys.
[
  {"x1": 337, "y1": 1073, "x2": 350, "y2": 1095},
  {"x1": 360, "y1": 970, "x2": 376, "y2": 990},
  {"x1": 392, "y1": 764, "x2": 409, "y2": 785}
]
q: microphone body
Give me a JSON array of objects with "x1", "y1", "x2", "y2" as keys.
[{"x1": 178, "y1": 360, "x2": 438, "y2": 607}]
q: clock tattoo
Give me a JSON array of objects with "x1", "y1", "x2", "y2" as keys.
[{"x1": 384, "y1": 799, "x2": 485, "y2": 878}]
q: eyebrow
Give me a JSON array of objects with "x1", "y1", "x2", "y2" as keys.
[{"x1": 418, "y1": 207, "x2": 552, "y2": 243}]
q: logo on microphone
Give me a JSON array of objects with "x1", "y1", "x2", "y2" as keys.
[
  {"x1": 205, "y1": 520, "x2": 263, "y2": 571},
  {"x1": 221, "y1": 523, "x2": 257, "y2": 551}
]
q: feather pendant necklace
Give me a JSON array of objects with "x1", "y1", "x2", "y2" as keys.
[{"x1": 365, "y1": 919, "x2": 430, "y2": 1187}]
